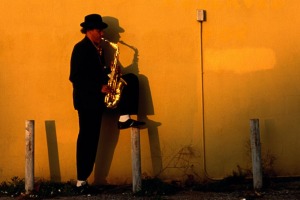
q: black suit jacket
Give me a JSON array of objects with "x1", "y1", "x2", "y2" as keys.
[{"x1": 69, "y1": 36, "x2": 109, "y2": 110}]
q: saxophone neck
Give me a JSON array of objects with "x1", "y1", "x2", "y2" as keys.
[{"x1": 101, "y1": 38, "x2": 119, "y2": 50}]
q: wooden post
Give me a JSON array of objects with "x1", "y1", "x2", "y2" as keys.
[
  {"x1": 249, "y1": 119, "x2": 263, "y2": 190},
  {"x1": 25, "y1": 120, "x2": 34, "y2": 194},
  {"x1": 131, "y1": 127, "x2": 142, "y2": 193}
]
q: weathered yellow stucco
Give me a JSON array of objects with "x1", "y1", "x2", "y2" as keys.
[{"x1": 0, "y1": 0, "x2": 299, "y2": 184}]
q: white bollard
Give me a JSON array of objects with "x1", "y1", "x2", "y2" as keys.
[
  {"x1": 25, "y1": 120, "x2": 34, "y2": 194},
  {"x1": 131, "y1": 127, "x2": 142, "y2": 193}
]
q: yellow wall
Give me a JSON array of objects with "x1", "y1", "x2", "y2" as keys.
[
  {"x1": 0, "y1": 0, "x2": 299, "y2": 184},
  {"x1": 201, "y1": 0, "x2": 300, "y2": 178}
]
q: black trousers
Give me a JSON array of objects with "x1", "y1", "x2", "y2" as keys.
[
  {"x1": 119, "y1": 73, "x2": 139, "y2": 115},
  {"x1": 76, "y1": 73, "x2": 139, "y2": 181},
  {"x1": 76, "y1": 107, "x2": 103, "y2": 181}
]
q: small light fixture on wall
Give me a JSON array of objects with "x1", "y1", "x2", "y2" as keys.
[{"x1": 196, "y1": 9, "x2": 206, "y2": 22}]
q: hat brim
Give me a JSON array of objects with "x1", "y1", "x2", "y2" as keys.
[{"x1": 80, "y1": 22, "x2": 108, "y2": 30}]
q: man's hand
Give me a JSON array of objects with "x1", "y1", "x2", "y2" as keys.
[{"x1": 101, "y1": 85, "x2": 111, "y2": 94}]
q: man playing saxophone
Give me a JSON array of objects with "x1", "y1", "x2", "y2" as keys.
[{"x1": 69, "y1": 13, "x2": 145, "y2": 195}]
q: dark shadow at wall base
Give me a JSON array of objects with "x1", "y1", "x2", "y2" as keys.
[
  {"x1": 94, "y1": 111, "x2": 120, "y2": 185},
  {"x1": 45, "y1": 120, "x2": 61, "y2": 182}
]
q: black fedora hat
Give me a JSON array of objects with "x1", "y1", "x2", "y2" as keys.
[{"x1": 80, "y1": 14, "x2": 108, "y2": 30}]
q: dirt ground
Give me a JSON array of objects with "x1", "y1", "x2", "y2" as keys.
[
  {"x1": 47, "y1": 189, "x2": 300, "y2": 200},
  {"x1": 1, "y1": 189, "x2": 298, "y2": 200},
  {"x1": 0, "y1": 177, "x2": 299, "y2": 200}
]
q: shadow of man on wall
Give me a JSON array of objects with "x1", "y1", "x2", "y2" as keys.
[
  {"x1": 93, "y1": 16, "x2": 163, "y2": 185},
  {"x1": 45, "y1": 120, "x2": 61, "y2": 182}
]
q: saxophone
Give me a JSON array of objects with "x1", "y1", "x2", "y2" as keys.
[{"x1": 101, "y1": 38, "x2": 127, "y2": 109}]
